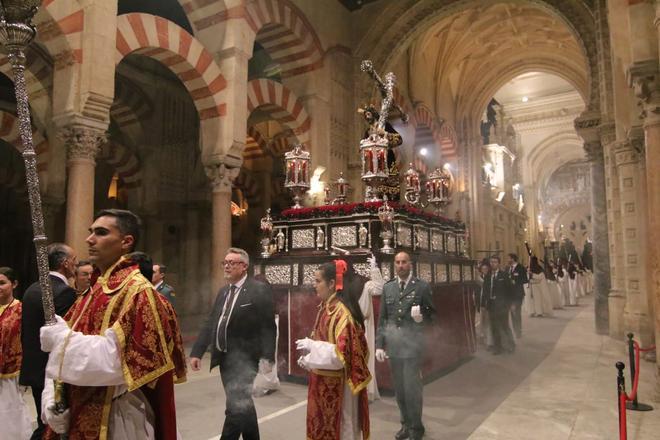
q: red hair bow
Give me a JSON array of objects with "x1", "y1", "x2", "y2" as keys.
[{"x1": 334, "y1": 260, "x2": 347, "y2": 291}]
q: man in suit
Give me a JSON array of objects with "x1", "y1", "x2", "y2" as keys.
[
  {"x1": 508, "y1": 253, "x2": 528, "y2": 338},
  {"x1": 73, "y1": 259, "x2": 93, "y2": 294},
  {"x1": 375, "y1": 251, "x2": 435, "y2": 440},
  {"x1": 152, "y1": 263, "x2": 176, "y2": 309},
  {"x1": 190, "y1": 247, "x2": 276, "y2": 440},
  {"x1": 482, "y1": 255, "x2": 515, "y2": 354},
  {"x1": 20, "y1": 242, "x2": 78, "y2": 440}
]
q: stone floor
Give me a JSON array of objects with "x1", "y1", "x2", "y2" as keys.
[{"x1": 24, "y1": 295, "x2": 659, "y2": 439}]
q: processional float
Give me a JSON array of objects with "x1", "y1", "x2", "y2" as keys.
[{"x1": 256, "y1": 59, "x2": 476, "y2": 390}]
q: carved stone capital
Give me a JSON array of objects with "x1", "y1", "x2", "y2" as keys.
[
  {"x1": 205, "y1": 163, "x2": 240, "y2": 194},
  {"x1": 627, "y1": 60, "x2": 660, "y2": 122},
  {"x1": 60, "y1": 127, "x2": 107, "y2": 163}
]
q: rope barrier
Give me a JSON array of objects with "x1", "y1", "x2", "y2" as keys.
[
  {"x1": 617, "y1": 334, "x2": 655, "y2": 440},
  {"x1": 637, "y1": 345, "x2": 655, "y2": 353}
]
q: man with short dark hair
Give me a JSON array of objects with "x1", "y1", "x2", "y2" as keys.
[
  {"x1": 20, "y1": 243, "x2": 78, "y2": 440},
  {"x1": 375, "y1": 251, "x2": 435, "y2": 440},
  {"x1": 190, "y1": 247, "x2": 276, "y2": 440},
  {"x1": 507, "y1": 253, "x2": 528, "y2": 338},
  {"x1": 39, "y1": 209, "x2": 186, "y2": 439},
  {"x1": 153, "y1": 263, "x2": 176, "y2": 308},
  {"x1": 73, "y1": 260, "x2": 93, "y2": 294}
]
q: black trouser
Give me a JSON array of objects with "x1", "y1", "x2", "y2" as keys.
[
  {"x1": 30, "y1": 383, "x2": 46, "y2": 440},
  {"x1": 489, "y1": 301, "x2": 515, "y2": 352},
  {"x1": 218, "y1": 351, "x2": 259, "y2": 440},
  {"x1": 389, "y1": 356, "x2": 424, "y2": 436},
  {"x1": 510, "y1": 297, "x2": 523, "y2": 337}
]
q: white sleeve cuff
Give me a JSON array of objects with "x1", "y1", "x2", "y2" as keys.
[
  {"x1": 45, "y1": 328, "x2": 126, "y2": 386},
  {"x1": 303, "y1": 340, "x2": 343, "y2": 370}
]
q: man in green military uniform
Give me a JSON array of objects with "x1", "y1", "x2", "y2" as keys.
[
  {"x1": 153, "y1": 263, "x2": 177, "y2": 310},
  {"x1": 376, "y1": 251, "x2": 435, "y2": 440}
]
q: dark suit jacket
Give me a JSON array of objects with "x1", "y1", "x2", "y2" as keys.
[
  {"x1": 481, "y1": 270, "x2": 513, "y2": 310},
  {"x1": 19, "y1": 274, "x2": 77, "y2": 387},
  {"x1": 190, "y1": 278, "x2": 276, "y2": 370},
  {"x1": 375, "y1": 276, "x2": 435, "y2": 358},
  {"x1": 509, "y1": 263, "x2": 528, "y2": 300}
]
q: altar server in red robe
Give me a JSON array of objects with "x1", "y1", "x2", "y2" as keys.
[
  {"x1": 297, "y1": 260, "x2": 371, "y2": 440},
  {"x1": 39, "y1": 209, "x2": 186, "y2": 440},
  {"x1": 0, "y1": 266, "x2": 32, "y2": 440}
]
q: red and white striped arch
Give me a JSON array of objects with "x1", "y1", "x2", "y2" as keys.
[
  {"x1": 234, "y1": 169, "x2": 262, "y2": 206},
  {"x1": 0, "y1": 112, "x2": 49, "y2": 174},
  {"x1": 181, "y1": 0, "x2": 324, "y2": 78},
  {"x1": 116, "y1": 13, "x2": 227, "y2": 125},
  {"x1": 243, "y1": 126, "x2": 270, "y2": 161},
  {"x1": 111, "y1": 77, "x2": 154, "y2": 130},
  {"x1": 38, "y1": 0, "x2": 84, "y2": 66},
  {"x1": 97, "y1": 142, "x2": 142, "y2": 189},
  {"x1": 0, "y1": 48, "x2": 54, "y2": 128},
  {"x1": 411, "y1": 103, "x2": 458, "y2": 167},
  {"x1": 247, "y1": 78, "x2": 311, "y2": 146}
]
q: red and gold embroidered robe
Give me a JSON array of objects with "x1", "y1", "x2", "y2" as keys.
[
  {"x1": 0, "y1": 299, "x2": 22, "y2": 379},
  {"x1": 306, "y1": 295, "x2": 371, "y2": 440},
  {"x1": 45, "y1": 257, "x2": 187, "y2": 440}
]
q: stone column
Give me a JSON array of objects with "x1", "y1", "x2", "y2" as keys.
[
  {"x1": 205, "y1": 163, "x2": 239, "y2": 295},
  {"x1": 627, "y1": 60, "x2": 660, "y2": 400},
  {"x1": 60, "y1": 127, "x2": 106, "y2": 258},
  {"x1": 576, "y1": 112, "x2": 611, "y2": 334},
  {"x1": 602, "y1": 124, "x2": 626, "y2": 338}
]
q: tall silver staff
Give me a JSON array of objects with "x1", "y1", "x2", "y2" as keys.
[{"x1": 0, "y1": 1, "x2": 56, "y2": 325}]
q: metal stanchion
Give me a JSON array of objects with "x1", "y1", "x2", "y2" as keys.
[
  {"x1": 616, "y1": 362, "x2": 627, "y2": 440},
  {"x1": 625, "y1": 333, "x2": 653, "y2": 411}
]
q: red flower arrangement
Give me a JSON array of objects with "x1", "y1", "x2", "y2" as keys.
[{"x1": 278, "y1": 202, "x2": 463, "y2": 228}]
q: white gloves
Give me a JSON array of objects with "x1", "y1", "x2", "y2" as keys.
[
  {"x1": 295, "y1": 337, "x2": 313, "y2": 352},
  {"x1": 44, "y1": 407, "x2": 70, "y2": 434},
  {"x1": 375, "y1": 348, "x2": 387, "y2": 362},
  {"x1": 367, "y1": 254, "x2": 377, "y2": 270},
  {"x1": 40, "y1": 315, "x2": 70, "y2": 352},
  {"x1": 258, "y1": 359, "x2": 273, "y2": 375},
  {"x1": 411, "y1": 305, "x2": 423, "y2": 323},
  {"x1": 297, "y1": 356, "x2": 310, "y2": 371},
  {"x1": 41, "y1": 379, "x2": 70, "y2": 434}
]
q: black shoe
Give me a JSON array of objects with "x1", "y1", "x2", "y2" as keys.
[
  {"x1": 395, "y1": 427, "x2": 410, "y2": 440},
  {"x1": 409, "y1": 428, "x2": 425, "y2": 440}
]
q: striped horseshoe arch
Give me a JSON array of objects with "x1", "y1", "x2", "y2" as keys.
[
  {"x1": 97, "y1": 142, "x2": 142, "y2": 190},
  {"x1": 247, "y1": 78, "x2": 311, "y2": 147},
  {"x1": 244, "y1": 126, "x2": 271, "y2": 161},
  {"x1": 116, "y1": 12, "x2": 227, "y2": 151},
  {"x1": 234, "y1": 169, "x2": 262, "y2": 206}
]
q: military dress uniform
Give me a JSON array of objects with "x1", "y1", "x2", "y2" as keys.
[
  {"x1": 157, "y1": 282, "x2": 177, "y2": 310},
  {"x1": 376, "y1": 274, "x2": 435, "y2": 440}
]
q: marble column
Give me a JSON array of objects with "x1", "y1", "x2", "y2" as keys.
[
  {"x1": 60, "y1": 127, "x2": 106, "y2": 258},
  {"x1": 41, "y1": 196, "x2": 65, "y2": 242},
  {"x1": 576, "y1": 112, "x2": 611, "y2": 334},
  {"x1": 614, "y1": 130, "x2": 653, "y2": 345},
  {"x1": 205, "y1": 163, "x2": 239, "y2": 296},
  {"x1": 627, "y1": 59, "x2": 660, "y2": 400}
]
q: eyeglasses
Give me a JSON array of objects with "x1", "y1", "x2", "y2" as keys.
[{"x1": 222, "y1": 260, "x2": 245, "y2": 267}]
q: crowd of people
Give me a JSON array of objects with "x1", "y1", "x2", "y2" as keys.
[
  {"x1": 0, "y1": 204, "x2": 595, "y2": 440},
  {"x1": 475, "y1": 252, "x2": 593, "y2": 354}
]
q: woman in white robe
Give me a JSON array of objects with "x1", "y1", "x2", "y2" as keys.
[
  {"x1": 528, "y1": 257, "x2": 552, "y2": 317},
  {"x1": 358, "y1": 255, "x2": 384, "y2": 401},
  {"x1": 545, "y1": 262, "x2": 563, "y2": 309}
]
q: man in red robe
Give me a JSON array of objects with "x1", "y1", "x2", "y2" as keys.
[{"x1": 40, "y1": 209, "x2": 186, "y2": 440}]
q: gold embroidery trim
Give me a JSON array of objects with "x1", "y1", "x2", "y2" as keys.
[{"x1": 99, "y1": 386, "x2": 115, "y2": 440}]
